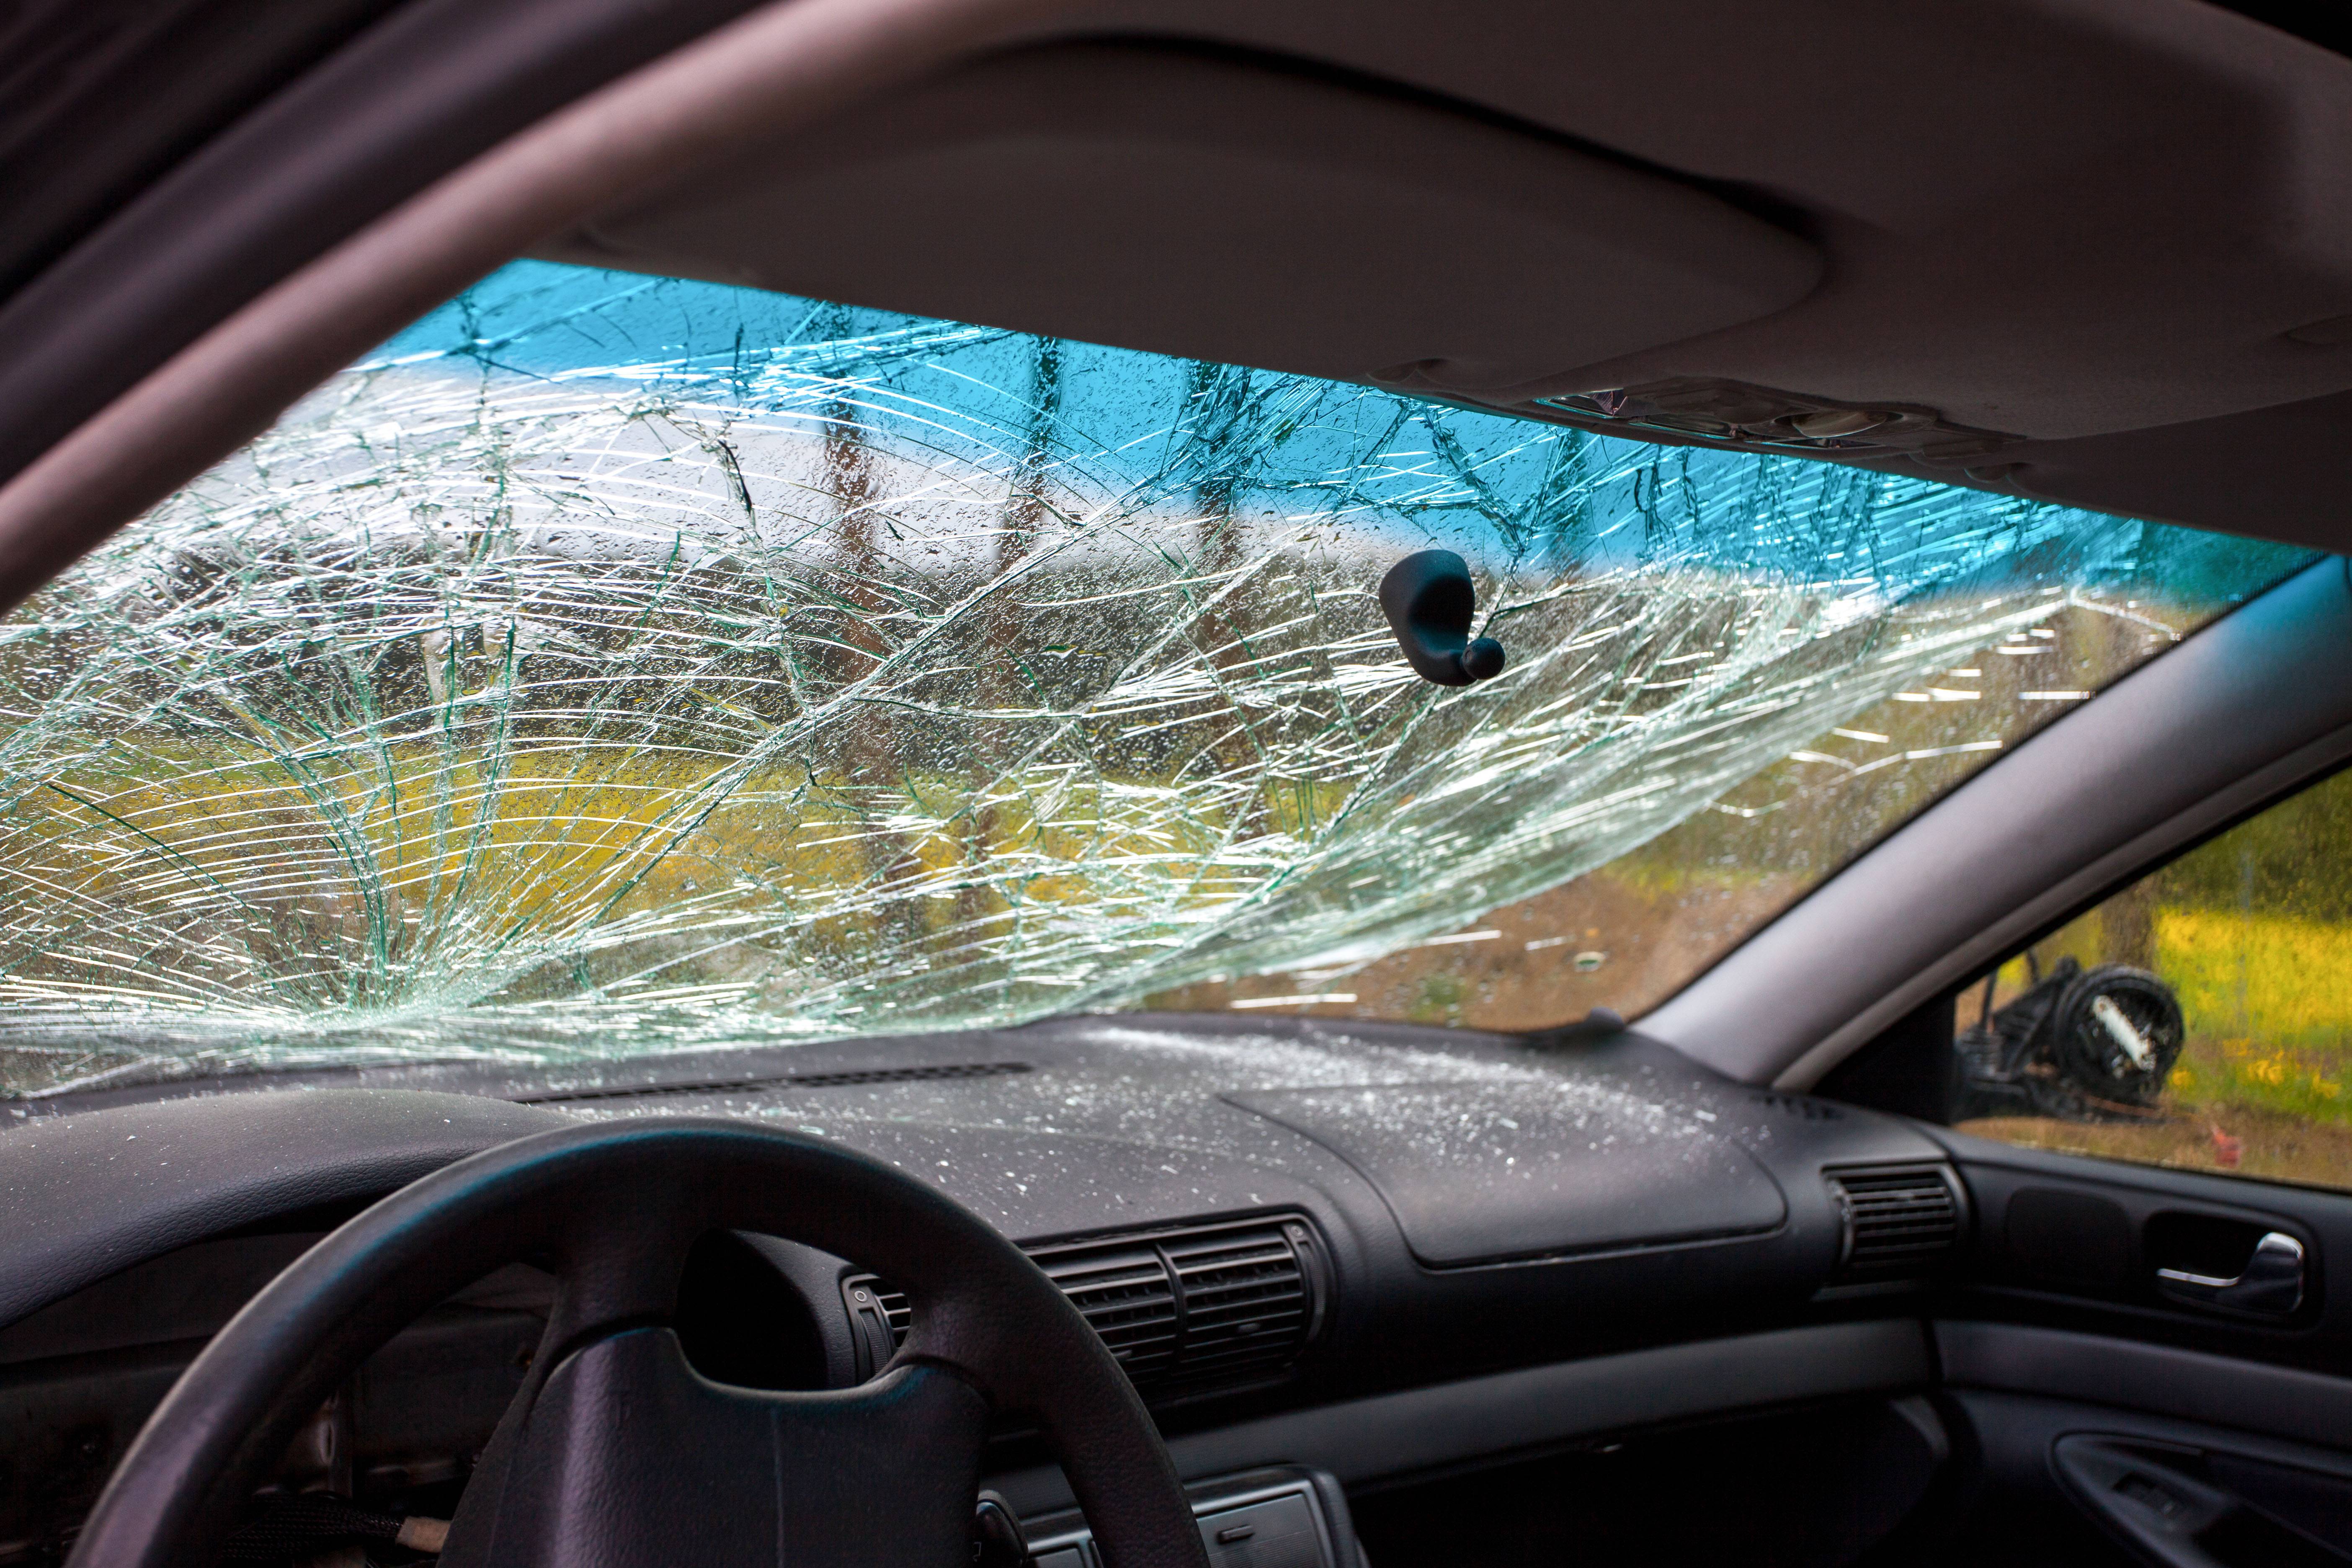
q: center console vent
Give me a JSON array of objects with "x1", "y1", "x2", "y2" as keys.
[
  {"x1": 844, "y1": 1214, "x2": 1330, "y2": 1397},
  {"x1": 1827, "y1": 1165, "x2": 1964, "y2": 1282}
]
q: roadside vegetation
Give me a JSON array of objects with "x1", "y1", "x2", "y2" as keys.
[
  {"x1": 1956, "y1": 767, "x2": 2352, "y2": 1188},
  {"x1": 1162, "y1": 599, "x2": 2193, "y2": 1026}
]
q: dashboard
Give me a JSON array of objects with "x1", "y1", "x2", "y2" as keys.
[{"x1": 0, "y1": 1014, "x2": 1963, "y2": 1563}]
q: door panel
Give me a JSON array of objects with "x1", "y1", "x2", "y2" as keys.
[
  {"x1": 1817, "y1": 668, "x2": 2352, "y2": 1561},
  {"x1": 1936, "y1": 1322, "x2": 2352, "y2": 1451},
  {"x1": 1932, "y1": 1391, "x2": 2352, "y2": 1568},
  {"x1": 1933, "y1": 1133, "x2": 2352, "y2": 1375},
  {"x1": 1913, "y1": 1132, "x2": 2352, "y2": 1563}
]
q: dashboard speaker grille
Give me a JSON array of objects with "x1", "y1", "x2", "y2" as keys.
[
  {"x1": 1828, "y1": 1165, "x2": 1963, "y2": 1278},
  {"x1": 844, "y1": 1214, "x2": 1327, "y2": 1396}
]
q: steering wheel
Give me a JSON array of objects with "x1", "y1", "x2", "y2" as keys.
[{"x1": 64, "y1": 1118, "x2": 1212, "y2": 1568}]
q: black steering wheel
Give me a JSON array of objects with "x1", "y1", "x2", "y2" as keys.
[{"x1": 64, "y1": 1118, "x2": 1211, "y2": 1568}]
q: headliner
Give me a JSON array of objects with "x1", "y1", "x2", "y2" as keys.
[{"x1": 2, "y1": 0, "x2": 2351, "y2": 563}]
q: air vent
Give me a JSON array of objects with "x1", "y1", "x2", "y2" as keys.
[
  {"x1": 1034, "y1": 1241, "x2": 1183, "y2": 1383},
  {"x1": 520, "y1": 1060, "x2": 1030, "y2": 1104},
  {"x1": 1158, "y1": 1225, "x2": 1314, "y2": 1387},
  {"x1": 843, "y1": 1215, "x2": 1328, "y2": 1397},
  {"x1": 1828, "y1": 1166, "x2": 1963, "y2": 1279}
]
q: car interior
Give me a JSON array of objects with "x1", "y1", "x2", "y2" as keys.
[{"x1": 5, "y1": 2, "x2": 2352, "y2": 1565}]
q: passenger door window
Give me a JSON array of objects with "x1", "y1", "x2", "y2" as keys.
[{"x1": 1954, "y1": 767, "x2": 2352, "y2": 1189}]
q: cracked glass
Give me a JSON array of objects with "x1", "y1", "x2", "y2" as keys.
[{"x1": 0, "y1": 262, "x2": 2316, "y2": 1094}]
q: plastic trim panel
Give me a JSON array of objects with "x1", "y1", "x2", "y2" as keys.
[
  {"x1": 1937, "y1": 1320, "x2": 2352, "y2": 1453},
  {"x1": 986, "y1": 1318, "x2": 1932, "y2": 1514}
]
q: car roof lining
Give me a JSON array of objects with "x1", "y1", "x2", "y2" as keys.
[
  {"x1": 5, "y1": 0, "x2": 2352, "y2": 571},
  {"x1": 575, "y1": 0, "x2": 2352, "y2": 544},
  {"x1": 552, "y1": 39, "x2": 1823, "y2": 393},
  {"x1": 9, "y1": 0, "x2": 2352, "y2": 554}
]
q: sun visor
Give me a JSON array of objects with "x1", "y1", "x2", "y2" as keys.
[{"x1": 553, "y1": 43, "x2": 1821, "y2": 390}]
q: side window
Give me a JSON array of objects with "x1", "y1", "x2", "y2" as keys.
[{"x1": 1952, "y1": 768, "x2": 2352, "y2": 1190}]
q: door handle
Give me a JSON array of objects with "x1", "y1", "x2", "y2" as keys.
[{"x1": 2156, "y1": 1231, "x2": 2305, "y2": 1315}]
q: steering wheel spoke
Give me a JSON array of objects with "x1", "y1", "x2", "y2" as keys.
[{"x1": 448, "y1": 1328, "x2": 988, "y2": 1568}]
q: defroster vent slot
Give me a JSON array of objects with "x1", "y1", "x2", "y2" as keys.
[{"x1": 843, "y1": 1214, "x2": 1328, "y2": 1397}]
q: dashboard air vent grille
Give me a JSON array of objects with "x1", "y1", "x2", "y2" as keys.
[
  {"x1": 1159, "y1": 1226, "x2": 1310, "y2": 1386},
  {"x1": 1035, "y1": 1242, "x2": 1182, "y2": 1382},
  {"x1": 843, "y1": 1214, "x2": 1327, "y2": 1396},
  {"x1": 1828, "y1": 1166, "x2": 1962, "y2": 1278}
]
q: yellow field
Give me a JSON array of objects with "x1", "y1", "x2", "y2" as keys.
[
  {"x1": 2138, "y1": 908, "x2": 2352, "y2": 1134},
  {"x1": 2157, "y1": 908, "x2": 2352, "y2": 1055},
  {"x1": 2, "y1": 736, "x2": 1345, "y2": 1020}
]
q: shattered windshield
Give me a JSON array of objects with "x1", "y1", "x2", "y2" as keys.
[{"x1": 0, "y1": 262, "x2": 2313, "y2": 1094}]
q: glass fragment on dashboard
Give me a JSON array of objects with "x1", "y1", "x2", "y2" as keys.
[{"x1": 0, "y1": 262, "x2": 2313, "y2": 1091}]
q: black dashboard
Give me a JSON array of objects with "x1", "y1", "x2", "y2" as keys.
[{"x1": 0, "y1": 1013, "x2": 1970, "y2": 1563}]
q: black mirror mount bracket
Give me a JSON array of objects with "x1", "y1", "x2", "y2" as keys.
[{"x1": 1379, "y1": 550, "x2": 1506, "y2": 687}]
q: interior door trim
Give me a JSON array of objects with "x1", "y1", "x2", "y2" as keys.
[{"x1": 1939, "y1": 1320, "x2": 2352, "y2": 1453}]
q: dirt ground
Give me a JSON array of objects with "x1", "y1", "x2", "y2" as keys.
[
  {"x1": 1146, "y1": 869, "x2": 1805, "y2": 1030},
  {"x1": 1957, "y1": 1103, "x2": 2352, "y2": 1191}
]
